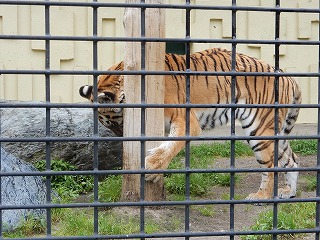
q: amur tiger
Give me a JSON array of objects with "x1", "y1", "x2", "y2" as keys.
[{"x1": 79, "y1": 48, "x2": 301, "y2": 200}]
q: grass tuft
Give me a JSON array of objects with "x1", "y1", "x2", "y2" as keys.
[
  {"x1": 35, "y1": 159, "x2": 94, "y2": 200},
  {"x1": 3, "y1": 216, "x2": 46, "y2": 238},
  {"x1": 165, "y1": 141, "x2": 252, "y2": 196},
  {"x1": 177, "y1": 141, "x2": 253, "y2": 159},
  {"x1": 290, "y1": 139, "x2": 317, "y2": 156},
  {"x1": 243, "y1": 202, "x2": 316, "y2": 240},
  {"x1": 98, "y1": 175, "x2": 122, "y2": 203}
]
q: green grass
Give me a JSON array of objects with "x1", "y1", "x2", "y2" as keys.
[
  {"x1": 290, "y1": 139, "x2": 317, "y2": 156},
  {"x1": 35, "y1": 159, "x2": 94, "y2": 200},
  {"x1": 243, "y1": 202, "x2": 316, "y2": 240},
  {"x1": 98, "y1": 175, "x2": 123, "y2": 203},
  {"x1": 304, "y1": 175, "x2": 317, "y2": 191},
  {"x1": 177, "y1": 141, "x2": 253, "y2": 159},
  {"x1": 52, "y1": 207, "x2": 163, "y2": 237},
  {"x1": 3, "y1": 216, "x2": 46, "y2": 238},
  {"x1": 4, "y1": 139, "x2": 317, "y2": 238},
  {"x1": 193, "y1": 205, "x2": 216, "y2": 217},
  {"x1": 165, "y1": 141, "x2": 252, "y2": 196}
]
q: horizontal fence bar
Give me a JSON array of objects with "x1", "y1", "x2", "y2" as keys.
[
  {"x1": 1, "y1": 197, "x2": 320, "y2": 211},
  {"x1": 1, "y1": 69, "x2": 320, "y2": 77},
  {"x1": 0, "y1": 0, "x2": 319, "y2": 14},
  {"x1": 4, "y1": 228, "x2": 320, "y2": 240},
  {"x1": 1, "y1": 102, "x2": 319, "y2": 109},
  {"x1": 0, "y1": 166, "x2": 317, "y2": 177},
  {"x1": 1, "y1": 134, "x2": 320, "y2": 143},
  {"x1": 1, "y1": 35, "x2": 320, "y2": 46}
]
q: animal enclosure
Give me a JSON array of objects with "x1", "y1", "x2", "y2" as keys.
[{"x1": 0, "y1": 0, "x2": 320, "y2": 239}]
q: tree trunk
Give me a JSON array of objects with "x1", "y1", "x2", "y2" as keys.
[{"x1": 121, "y1": 0, "x2": 165, "y2": 202}]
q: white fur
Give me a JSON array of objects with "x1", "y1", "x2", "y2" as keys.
[{"x1": 82, "y1": 85, "x2": 90, "y2": 96}]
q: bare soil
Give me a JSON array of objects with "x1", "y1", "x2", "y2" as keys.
[{"x1": 111, "y1": 155, "x2": 317, "y2": 240}]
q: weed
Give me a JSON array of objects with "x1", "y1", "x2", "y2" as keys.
[
  {"x1": 165, "y1": 142, "x2": 248, "y2": 196},
  {"x1": 304, "y1": 175, "x2": 317, "y2": 191},
  {"x1": 177, "y1": 141, "x2": 253, "y2": 159},
  {"x1": 3, "y1": 216, "x2": 46, "y2": 238},
  {"x1": 54, "y1": 208, "x2": 164, "y2": 237},
  {"x1": 35, "y1": 159, "x2": 94, "y2": 200},
  {"x1": 195, "y1": 205, "x2": 215, "y2": 217},
  {"x1": 221, "y1": 193, "x2": 243, "y2": 200},
  {"x1": 290, "y1": 139, "x2": 317, "y2": 156},
  {"x1": 98, "y1": 175, "x2": 122, "y2": 202},
  {"x1": 243, "y1": 202, "x2": 316, "y2": 240},
  {"x1": 165, "y1": 172, "x2": 235, "y2": 196}
]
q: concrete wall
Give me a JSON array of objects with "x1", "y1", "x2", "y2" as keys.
[{"x1": 0, "y1": 0, "x2": 319, "y2": 123}]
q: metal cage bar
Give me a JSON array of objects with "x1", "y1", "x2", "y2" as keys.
[
  {"x1": 229, "y1": 0, "x2": 237, "y2": 238},
  {"x1": 44, "y1": 0, "x2": 52, "y2": 236},
  {"x1": 184, "y1": 1, "x2": 192, "y2": 239},
  {"x1": 316, "y1": 4, "x2": 320, "y2": 240},
  {"x1": 140, "y1": 1, "x2": 147, "y2": 238},
  {"x1": 272, "y1": 1, "x2": 281, "y2": 239}
]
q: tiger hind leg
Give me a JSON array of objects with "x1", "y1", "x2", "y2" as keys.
[
  {"x1": 277, "y1": 140, "x2": 299, "y2": 198},
  {"x1": 245, "y1": 139, "x2": 299, "y2": 200},
  {"x1": 245, "y1": 140, "x2": 276, "y2": 200}
]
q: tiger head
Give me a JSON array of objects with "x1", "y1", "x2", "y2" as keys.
[{"x1": 79, "y1": 61, "x2": 125, "y2": 136}]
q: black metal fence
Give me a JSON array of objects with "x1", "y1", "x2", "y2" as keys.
[{"x1": 0, "y1": 0, "x2": 320, "y2": 239}]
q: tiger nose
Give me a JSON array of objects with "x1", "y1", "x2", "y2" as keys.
[
  {"x1": 97, "y1": 93, "x2": 106, "y2": 103},
  {"x1": 97, "y1": 92, "x2": 115, "y2": 103}
]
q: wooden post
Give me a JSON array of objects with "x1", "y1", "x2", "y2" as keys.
[{"x1": 121, "y1": 0, "x2": 165, "y2": 202}]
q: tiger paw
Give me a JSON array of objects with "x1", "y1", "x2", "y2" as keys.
[
  {"x1": 278, "y1": 186, "x2": 296, "y2": 199},
  {"x1": 145, "y1": 172, "x2": 162, "y2": 183},
  {"x1": 145, "y1": 153, "x2": 167, "y2": 183},
  {"x1": 245, "y1": 191, "x2": 271, "y2": 205}
]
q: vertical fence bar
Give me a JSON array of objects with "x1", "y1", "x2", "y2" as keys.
[
  {"x1": 184, "y1": 1, "x2": 191, "y2": 239},
  {"x1": 140, "y1": 1, "x2": 146, "y2": 238},
  {"x1": 0, "y1": 113, "x2": 2, "y2": 238},
  {"x1": 92, "y1": 0, "x2": 99, "y2": 237},
  {"x1": 230, "y1": 0, "x2": 237, "y2": 238},
  {"x1": 44, "y1": 0, "x2": 52, "y2": 236},
  {"x1": 273, "y1": 1, "x2": 281, "y2": 239},
  {"x1": 316, "y1": 6, "x2": 320, "y2": 240}
]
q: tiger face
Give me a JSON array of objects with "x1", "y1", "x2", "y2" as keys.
[{"x1": 79, "y1": 62, "x2": 125, "y2": 136}]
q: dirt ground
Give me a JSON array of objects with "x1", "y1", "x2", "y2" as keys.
[
  {"x1": 111, "y1": 154, "x2": 317, "y2": 240},
  {"x1": 108, "y1": 124, "x2": 318, "y2": 239}
]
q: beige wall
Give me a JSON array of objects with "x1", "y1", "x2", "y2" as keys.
[{"x1": 0, "y1": 0, "x2": 319, "y2": 123}]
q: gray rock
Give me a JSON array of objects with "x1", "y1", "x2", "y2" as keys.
[
  {"x1": 0, "y1": 100, "x2": 122, "y2": 170},
  {"x1": 1, "y1": 148, "x2": 46, "y2": 231}
]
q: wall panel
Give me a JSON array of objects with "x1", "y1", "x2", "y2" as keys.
[{"x1": 0, "y1": 0, "x2": 318, "y2": 123}]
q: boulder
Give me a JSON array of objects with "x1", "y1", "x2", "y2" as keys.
[
  {"x1": 0, "y1": 100, "x2": 122, "y2": 170},
  {"x1": 1, "y1": 147, "x2": 46, "y2": 231}
]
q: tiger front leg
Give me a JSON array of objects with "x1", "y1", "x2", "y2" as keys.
[
  {"x1": 145, "y1": 140, "x2": 186, "y2": 182},
  {"x1": 246, "y1": 171, "x2": 274, "y2": 200},
  {"x1": 145, "y1": 113, "x2": 201, "y2": 183}
]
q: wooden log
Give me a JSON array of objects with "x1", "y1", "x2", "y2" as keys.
[{"x1": 121, "y1": 0, "x2": 165, "y2": 202}]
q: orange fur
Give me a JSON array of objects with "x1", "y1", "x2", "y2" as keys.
[{"x1": 79, "y1": 48, "x2": 301, "y2": 200}]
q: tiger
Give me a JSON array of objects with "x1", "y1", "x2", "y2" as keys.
[{"x1": 79, "y1": 48, "x2": 301, "y2": 200}]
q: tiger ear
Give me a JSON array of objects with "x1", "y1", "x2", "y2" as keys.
[{"x1": 79, "y1": 85, "x2": 93, "y2": 100}]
